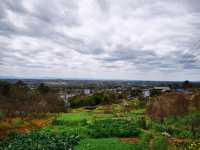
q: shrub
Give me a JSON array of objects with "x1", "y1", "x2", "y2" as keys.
[
  {"x1": 0, "y1": 112, "x2": 5, "y2": 120},
  {"x1": 136, "y1": 132, "x2": 152, "y2": 150},
  {"x1": 152, "y1": 136, "x2": 168, "y2": 150},
  {"x1": 148, "y1": 121, "x2": 167, "y2": 132},
  {"x1": 177, "y1": 130, "x2": 193, "y2": 138},
  {"x1": 88, "y1": 118, "x2": 140, "y2": 138},
  {"x1": 11, "y1": 118, "x2": 24, "y2": 128},
  {"x1": 185, "y1": 113, "x2": 200, "y2": 138},
  {"x1": 173, "y1": 140, "x2": 200, "y2": 150},
  {"x1": 0, "y1": 132, "x2": 80, "y2": 150}
]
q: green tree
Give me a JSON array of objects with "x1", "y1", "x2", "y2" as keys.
[{"x1": 37, "y1": 83, "x2": 50, "y2": 95}]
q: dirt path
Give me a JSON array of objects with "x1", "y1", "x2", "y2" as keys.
[{"x1": 120, "y1": 137, "x2": 139, "y2": 144}]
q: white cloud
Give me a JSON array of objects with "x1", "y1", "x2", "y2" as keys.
[{"x1": 0, "y1": 0, "x2": 200, "y2": 80}]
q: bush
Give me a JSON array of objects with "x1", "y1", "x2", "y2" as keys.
[
  {"x1": 152, "y1": 136, "x2": 168, "y2": 150},
  {"x1": 69, "y1": 92, "x2": 119, "y2": 108},
  {"x1": 148, "y1": 121, "x2": 167, "y2": 132},
  {"x1": 173, "y1": 140, "x2": 200, "y2": 150},
  {"x1": 0, "y1": 112, "x2": 5, "y2": 120},
  {"x1": 178, "y1": 130, "x2": 193, "y2": 138},
  {"x1": 135, "y1": 132, "x2": 152, "y2": 150},
  {"x1": 11, "y1": 118, "x2": 25, "y2": 128},
  {"x1": 88, "y1": 118, "x2": 140, "y2": 138},
  {"x1": 0, "y1": 132, "x2": 80, "y2": 150}
]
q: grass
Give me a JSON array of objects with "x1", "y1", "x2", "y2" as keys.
[
  {"x1": 41, "y1": 125, "x2": 89, "y2": 137},
  {"x1": 74, "y1": 138, "x2": 136, "y2": 150},
  {"x1": 56, "y1": 112, "x2": 92, "y2": 122},
  {"x1": 1, "y1": 105, "x2": 199, "y2": 149}
]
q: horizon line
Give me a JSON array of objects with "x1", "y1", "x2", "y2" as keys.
[{"x1": 0, "y1": 76, "x2": 199, "y2": 82}]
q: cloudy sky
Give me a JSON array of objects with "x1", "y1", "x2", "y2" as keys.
[{"x1": 0, "y1": 0, "x2": 200, "y2": 81}]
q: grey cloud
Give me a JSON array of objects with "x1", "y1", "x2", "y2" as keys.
[
  {"x1": 0, "y1": 0, "x2": 200, "y2": 80},
  {"x1": 96, "y1": 0, "x2": 110, "y2": 12},
  {"x1": 2, "y1": 0, "x2": 26, "y2": 14}
]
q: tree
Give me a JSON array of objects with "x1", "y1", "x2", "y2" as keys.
[
  {"x1": 146, "y1": 93, "x2": 189, "y2": 123},
  {"x1": 183, "y1": 80, "x2": 192, "y2": 89},
  {"x1": 0, "y1": 80, "x2": 11, "y2": 97},
  {"x1": 37, "y1": 83, "x2": 50, "y2": 95}
]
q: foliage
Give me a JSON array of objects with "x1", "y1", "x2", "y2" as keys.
[
  {"x1": 0, "y1": 80, "x2": 12, "y2": 97},
  {"x1": 135, "y1": 132, "x2": 152, "y2": 150},
  {"x1": 10, "y1": 118, "x2": 25, "y2": 128},
  {"x1": 184, "y1": 113, "x2": 200, "y2": 138},
  {"x1": 173, "y1": 140, "x2": 200, "y2": 150},
  {"x1": 152, "y1": 136, "x2": 168, "y2": 150},
  {"x1": 147, "y1": 111, "x2": 200, "y2": 139},
  {"x1": 41, "y1": 125, "x2": 89, "y2": 137},
  {"x1": 88, "y1": 118, "x2": 140, "y2": 138},
  {"x1": 0, "y1": 132, "x2": 80, "y2": 150},
  {"x1": 69, "y1": 91, "x2": 119, "y2": 108},
  {"x1": 37, "y1": 83, "x2": 50, "y2": 95},
  {"x1": 0, "y1": 111, "x2": 5, "y2": 120},
  {"x1": 0, "y1": 80, "x2": 65, "y2": 115},
  {"x1": 41, "y1": 112, "x2": 92, "y2": 137},
  {"x1": 130, "y1": 89, "x2": 143, "y2": 98}
]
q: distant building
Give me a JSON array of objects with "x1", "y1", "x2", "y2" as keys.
[
  {"x1": 143, "y1": 89, "x2": 150, "y2": 97},
  {"x1": 84, "y1": 89, "x2": 91, "y2": 95},
  {"x1": 153, "y1": 87, "x2": 171, "y2": 92}
]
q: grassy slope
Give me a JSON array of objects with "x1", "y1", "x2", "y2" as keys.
[{"x1": 2, "y1": 103, "x2": 199, "y2": 149}]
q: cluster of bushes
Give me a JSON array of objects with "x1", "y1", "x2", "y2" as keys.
[
  {"x1": 0, "y1": 80, "x2": 65, "y2": 115},
  {"x1": 88, "y1": 118, "x2": 140, "y2": 138},
  {"x1": 0, "y1": 132, "x2": 80, "y2": 150},
  {"x1": 148, "y1": 112, "x2": 200, "y2": 139},
  {"x1": 69, "y1": 91, "x2": 120, "y2": 108},
  {"x1": 173, "y1": 140, "x2": 200, "y2": 150}
]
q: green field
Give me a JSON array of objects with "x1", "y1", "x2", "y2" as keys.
[{"x1": 1, "y1": 104, "x2": 200, "y2": 150}]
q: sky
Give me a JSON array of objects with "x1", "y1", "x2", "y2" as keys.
[{"x1": 0, "y1": 0, "x2": 200, "y2": 81}]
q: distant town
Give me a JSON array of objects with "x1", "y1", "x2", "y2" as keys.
[{"x1": 1, "y1": 79, "x2": 199, "y2": 108}]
